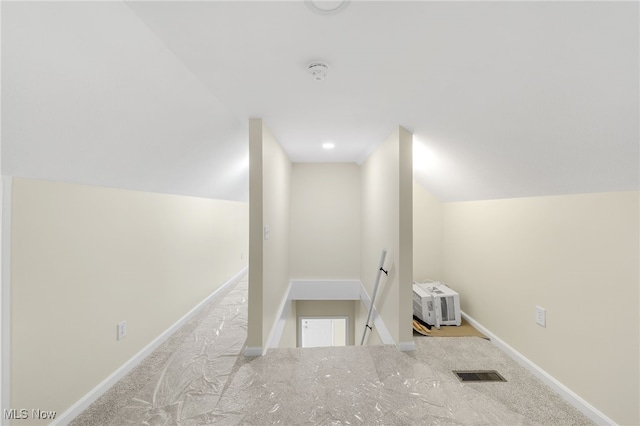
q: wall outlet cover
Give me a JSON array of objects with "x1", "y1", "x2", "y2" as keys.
[
  {"x1": 535, "y1": 306, "x2": 546, "y2": 327},
  {"x1": 117, "y1": 320, "x2": 127, "y2": 340}
]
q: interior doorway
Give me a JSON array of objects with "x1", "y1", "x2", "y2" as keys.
[{"x1": 299, "y1": 317, "x2": 348, "y2": 348}]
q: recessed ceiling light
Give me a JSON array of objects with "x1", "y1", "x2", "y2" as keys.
[{"x1": 322, "y1": 142, "x2": 335, "y2": 150}]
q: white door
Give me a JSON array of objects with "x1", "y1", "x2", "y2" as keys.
[
  {"x1": 301, "y1": 318, "x2": 333, "y2": 348},
  {"x1": 300, "y1": 318, "x2": 347, "y2": 348}
]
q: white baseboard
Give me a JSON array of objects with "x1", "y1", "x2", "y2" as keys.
[
  {"x1": 52, "y1": 267, "x2": 248, "y2": 426},
  {"x1": 265, "y1": 282, "x2": 293, "y2": 350},
  {"x1": 461, "y1": 312, "x2": 616, "y2": 426},
  {"x1": 396, "y1": 341, "x2": 416, "y2": 352},
  {"x1": 243, "y1": 346, "x2": 264, "y2": 357}
]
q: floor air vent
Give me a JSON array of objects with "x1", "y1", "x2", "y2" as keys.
[{"x1": 453, "y1": 370, "x2": 507, "y2": 382}]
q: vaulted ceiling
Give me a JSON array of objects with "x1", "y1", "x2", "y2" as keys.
[{"x1": 2, "y1": 1, "x2": 638, "y2": 202}]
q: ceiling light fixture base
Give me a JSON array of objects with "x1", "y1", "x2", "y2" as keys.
[{"x1": 305, "y1": 0, "x2": 351, "y2": 16}]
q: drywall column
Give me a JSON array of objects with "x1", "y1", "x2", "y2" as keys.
[
  {"x1": 360, "y1": 126, "x2": 414, "y2": 350},
  {"x1": 246, "y1": 119, "x2": 264, "y2": 354},
  {"x1": 442, "y1": 191, "x2": 639, "y2": 425},
  {"x1": 246, "y1": 119, "x2": 292, "y2": 355}
]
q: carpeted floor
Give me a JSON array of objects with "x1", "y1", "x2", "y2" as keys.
[{"x1": 71, "y1": 278, "x2": 594, "y2": 425}]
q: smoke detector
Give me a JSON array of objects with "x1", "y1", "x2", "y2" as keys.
[{"x1": 308, "y1": 61, "x2": 329, "y2": 81}]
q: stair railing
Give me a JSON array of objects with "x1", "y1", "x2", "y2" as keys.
[{"x1": 360, "y1": 248, "x2": 388, "y2": 345}]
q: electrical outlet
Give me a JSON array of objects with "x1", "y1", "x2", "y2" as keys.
[
  {"x1": 535, "y1": 306, "x2": 546, "y2": 327},
  {"x1": 264, "y1": 225, "x2": 270, "y2": 240},
  {"x1": 117, "y1": 320, "x2": 127, "y2": 340}
]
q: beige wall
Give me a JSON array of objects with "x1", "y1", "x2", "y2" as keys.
[
  {"x1": 290, "y1": 163, "x2": 360, "y2": 279},
  {"x1": 360, "y1": 127, "x2": 413, "y2": 347},
  {"x1": 295, "y1": 300, "x2": 356, "y2": 346},
  {"x1": 332, "y1": 318, "x2": 346, "y2": 346},
  {"x1": 247, "y1": 119, "x2": 292, "y2": 350},
  {"x1": 442, "y1": 191, "x2": 639, "y2": 425},
  {"x1": 413, "y1": 181, "x2": 444, "y2": 282},
  {"x1": 10, "y1": 177, "x2": 248, "y2": 423}
]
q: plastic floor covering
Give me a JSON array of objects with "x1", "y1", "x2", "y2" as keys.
[{"x1": 71, "y1": 278, "x2": 594, "y2": 425}]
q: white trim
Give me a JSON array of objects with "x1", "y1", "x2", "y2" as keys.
[
  {"x1": 289, "y1": 279, "x2": 361, "y2": 300},
  {"x1": 265, "y1": 280, "x2": 362, "y2": 351},
  {"x1": 262, "y1": 279, "x2": 398, "y2": 350},
  {"x1": 396, "y1": 341, "x2": 416, "y2": 352},
  {"x1": 461, "y1": 312, "x2": 616, "y2": 426},
  {"x1": 265, "y1": 281, "x2": 292, "y2": 350},
  {"x1": 358, "y1": 282, "x2": 394, "y2": 346},
  {"x1": 243, "y1": 347, "x2": 264, "y2": 357},
  {"x1": 51, "y1": 267, "x2": 248, "y2": 426},
  {"x1": 0, "y1": 177, "x2": 12, "y2": 426}
]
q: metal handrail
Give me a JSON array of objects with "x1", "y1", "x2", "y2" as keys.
[{"x1": 360, "y1": 248, "x2": 388, "y2": 345}]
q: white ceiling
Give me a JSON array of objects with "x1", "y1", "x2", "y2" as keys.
[{"x1": 2, "y1": 1, "x2": 638, "y2": 202}]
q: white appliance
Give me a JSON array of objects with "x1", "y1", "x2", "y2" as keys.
[{"x1": 412, "y1": 282, "x2": 461, "y2": 329}]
